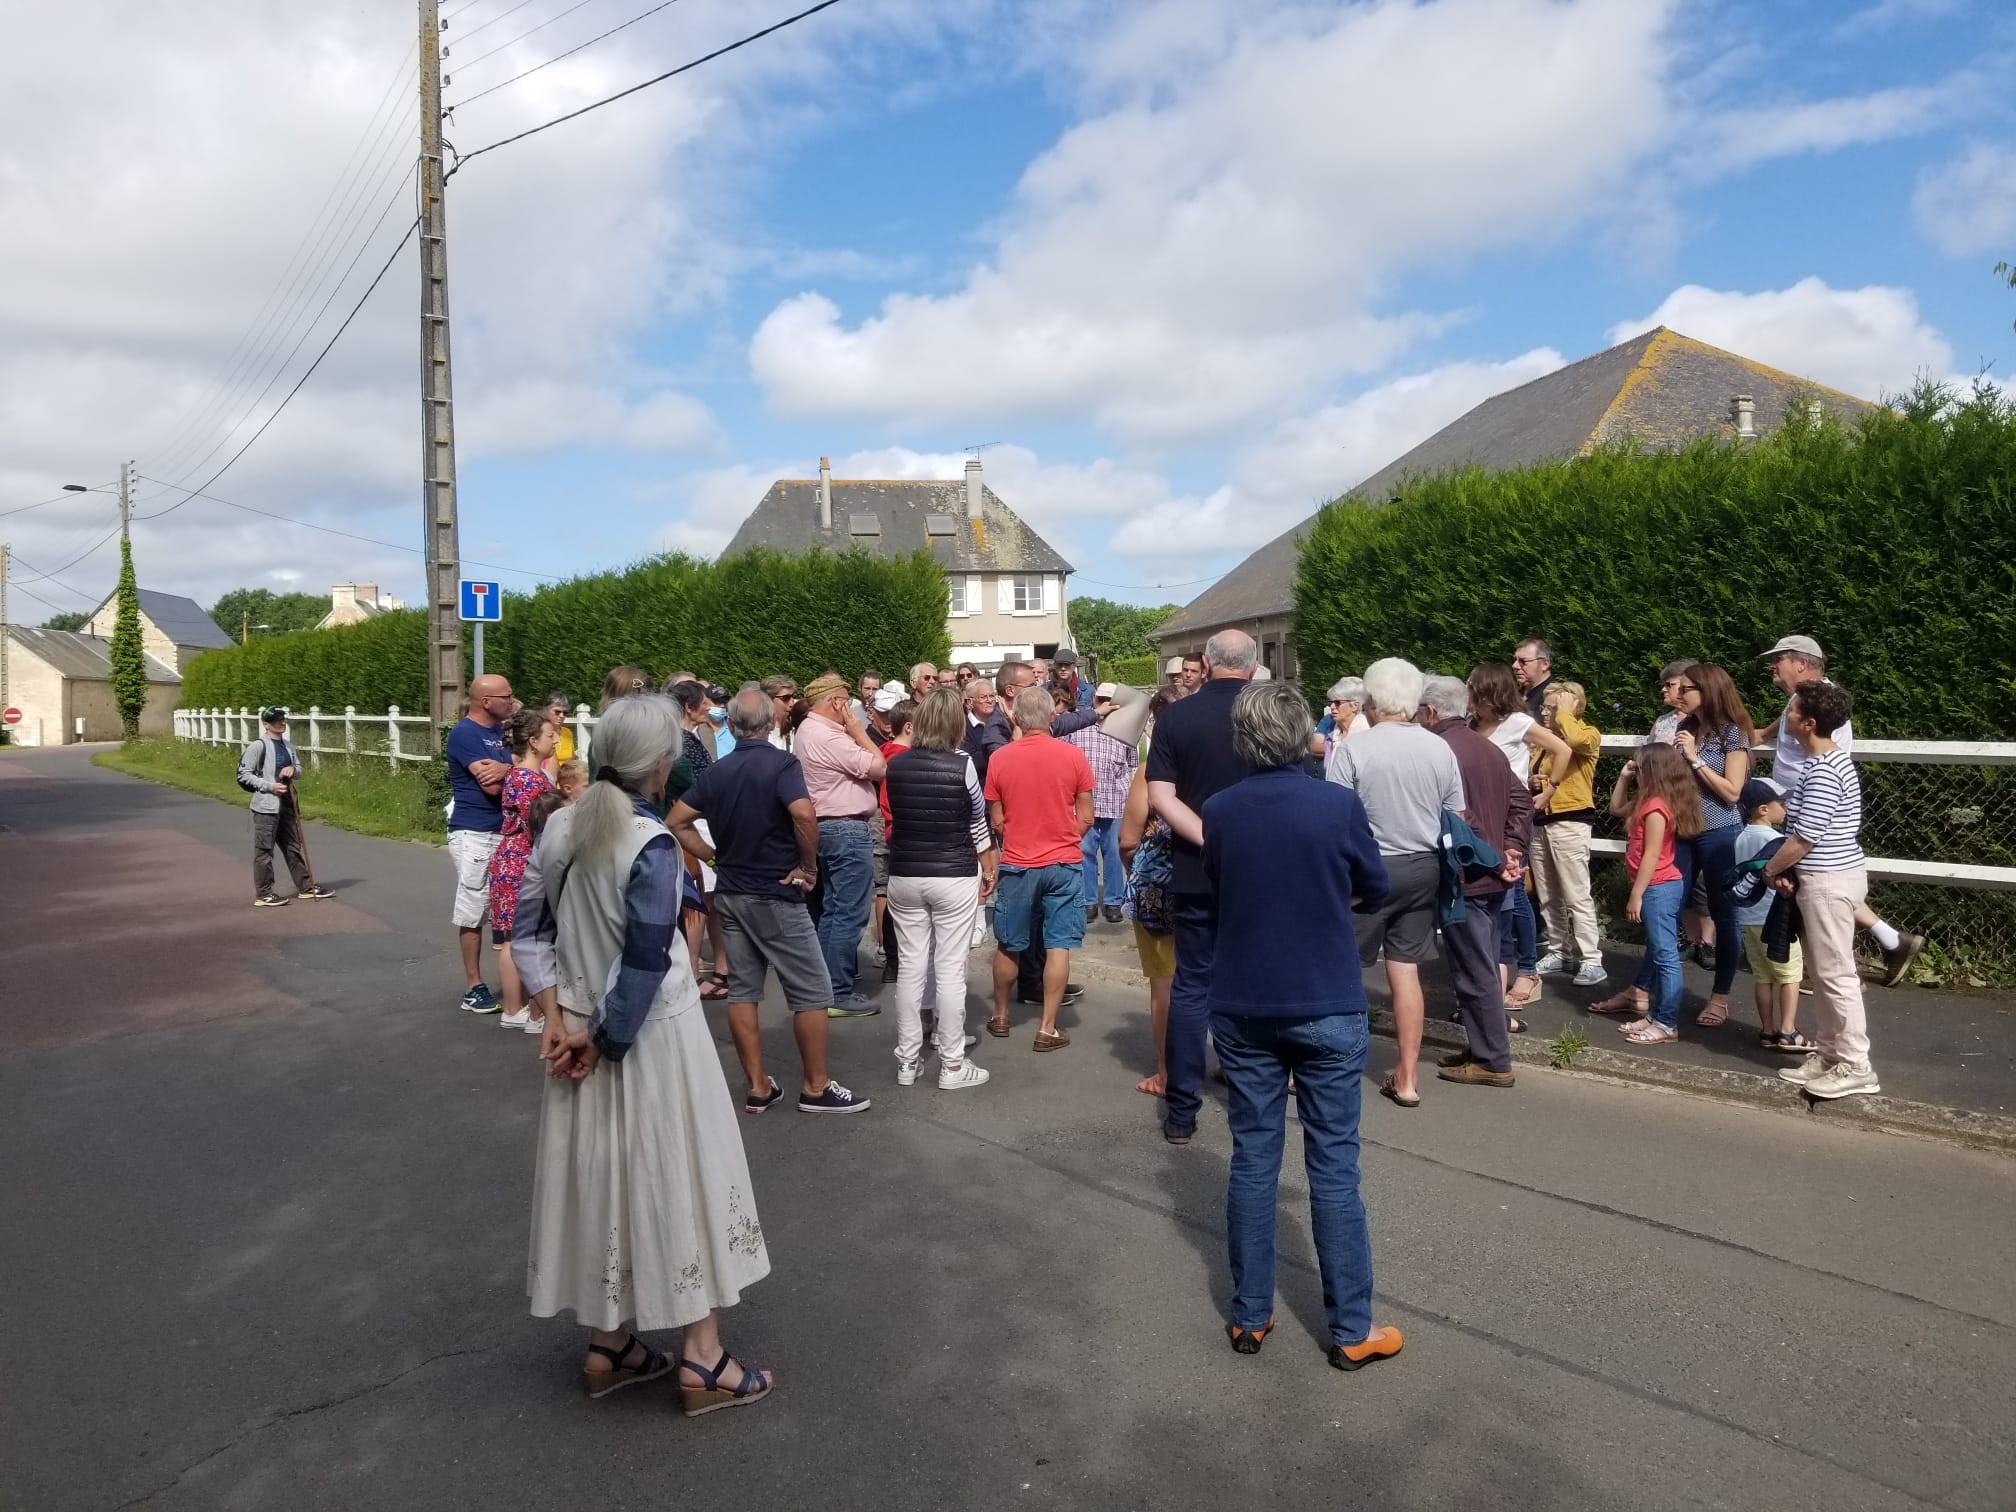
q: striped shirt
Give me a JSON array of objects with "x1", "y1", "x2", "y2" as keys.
[
  {"x1": 1068, "y1": 725, "x2": 1138, "y2": 821},
  {"x1": 1785, "y1": 747, "x2": 1864, "y2": 872}
]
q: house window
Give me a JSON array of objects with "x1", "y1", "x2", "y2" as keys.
[
  {"x1": 1011, "y1": 574, "x2": 1045, "y2": 614},
  {"x1": 949, "y1": 576, "x2": 968, "y2": 615}
]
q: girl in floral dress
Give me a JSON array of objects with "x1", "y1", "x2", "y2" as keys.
[{"x1": 493, "y1": 709, "x2": 558, "y2": 1033}]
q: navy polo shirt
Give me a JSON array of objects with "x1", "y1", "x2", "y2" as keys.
[{"x1": 680, "y1": 737, "x2": 811, "y2": 901}]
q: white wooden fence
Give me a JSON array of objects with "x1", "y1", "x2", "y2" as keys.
[{"x1": 173, "y1": 704, "x2": 599, "y2": 769}]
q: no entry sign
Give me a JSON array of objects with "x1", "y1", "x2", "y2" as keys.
[{"x1": 2, "y1": 707, "x2": 22, "y2": 726}]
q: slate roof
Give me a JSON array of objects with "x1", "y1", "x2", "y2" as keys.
[
  {"x1": 724, "y1": 478, "x2": 1074, "y2": 575},
  {"x1": 87, "y1": 587, "x2": 233, "y2": 650},
  {"x1": 6, "y1": 626, "x2": 181, "y2": 683},
  {"x1": 1157, "y1": 327, "x2": 1877, "y2": 640}
]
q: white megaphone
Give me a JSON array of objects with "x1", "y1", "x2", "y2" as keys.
[{"x1": 1099, "y1": 683, "x2": 1153, "y2": 750}]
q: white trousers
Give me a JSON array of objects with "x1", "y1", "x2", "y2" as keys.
[
  {"x1": 887, "y1": 873, "x2": 983, "y2": 1064},
  {"x1": 1798, "y1": 866, "x2": 1871, "y2": 1067},
  {"x1": 1532, "y1": 820, "x2": 1599, "y2": 963}
]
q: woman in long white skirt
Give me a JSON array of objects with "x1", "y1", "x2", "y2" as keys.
[{"x1": 512, "y1": 695, "x2": 773, "y2": 1416}]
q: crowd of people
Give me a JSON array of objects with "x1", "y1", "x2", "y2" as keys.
[{"x1": 222, "y1": 624, "x2": 1909, "y2": 1408}]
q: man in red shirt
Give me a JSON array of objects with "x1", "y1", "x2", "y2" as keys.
[{"x1": 983, "y1": 686, "x2": 1095, "y2": 1050}]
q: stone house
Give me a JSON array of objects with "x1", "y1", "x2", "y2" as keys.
[
  {"x1": 83, "y1": 587, "x2": 234, "y2": 676},
  {"x1": 1156, "y1": 327, "x2": 1877, "y2": 676},
  {"x1": 315, "y1": 582, "x2": 405, "y2": 630},
  {"x1": 725, "y1": 457, "x2": 1075, "y2": 670},
  {"x1": 1, "y1": 625, "x2": 182, "y2": 745}
]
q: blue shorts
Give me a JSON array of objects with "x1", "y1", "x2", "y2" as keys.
[{"x1": 994, "y1": 863, "x2": 1087, "y2": 953}]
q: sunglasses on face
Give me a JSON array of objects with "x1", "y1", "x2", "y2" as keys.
[{"x1": 1676, "y1": 684, "x2": 1699, "y2": 695}]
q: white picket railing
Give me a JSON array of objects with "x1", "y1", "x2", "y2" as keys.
[{"x1": 173, "y1": 704, "x2": 599, "y2": 769}]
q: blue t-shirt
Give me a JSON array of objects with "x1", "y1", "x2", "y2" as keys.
[
  {"x1": 446, "y1": 716, "x2": 508, "y2": 833},
  {"x1": 679, "y1": 738, "x2": 810, "y2": 901}
]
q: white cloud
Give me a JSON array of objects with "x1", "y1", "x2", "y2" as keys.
[
  {"x1": 1689, "y1": 84, "x2": 1953, "y2": 177},
  {"x1": 1608, "y1": 278, "x2": 1954, "y2": 400},
  {"x1": 751, "y1": 0, "x2": 1678, "y2": 443},
  {"x1": 1913, "y1": 142, "x2": 2016, "y2": 257},
  {"x1": 1834, "y1": 0, "x2": 1966, "y2": 40}
]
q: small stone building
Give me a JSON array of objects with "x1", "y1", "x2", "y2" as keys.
[
  {"x1": 83, "y1": 588, "x2": 233, "y2": 675},
  {"x1": 2, "y1": 626, "x2": 182, "y2": 745}
]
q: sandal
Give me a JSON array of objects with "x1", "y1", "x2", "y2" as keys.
[
  {"x1": 699, "y1": 972, "x2": 730, "y2": 1001},
  {"x1": 1775, "y1": 1030, "x2": 1818, "y2": 1054},
  {"x1": 1379, "y1": 1076, "x2": 1420, "y2": 1109},
  {"x1": 677, "y1": 1350, "x2": 773, "y2": 1418},
  {"x1": 1033, "y1": 1028, "x2": 1071, "y2": 1052},
  {"x1": 1695, "y1": 996, "x2": 1730, "y2": 1028},
  {"x1": 1758, "y1": 1031, "x2": 1782, "y2": 1049},
  {"x1": 583, "y1": 1333, "x2": 673, "y2": 1399},
  {"x1": 1589, "y1": 990, "x2": 1647, "y2": 1017},
  {"x1": 1621, "y1": 1019, "x2": 1678, "y2": 1045},
  {"x1": 1505, "y1": 973, "x2": 1541, "y2": 1007},
  {"x1": 1227, "y1": 1317, "x2": 1275, "y2": 1355},
  {"x1": 1506, "y1": 1015, "x2": 1528, "y2": 1036}
]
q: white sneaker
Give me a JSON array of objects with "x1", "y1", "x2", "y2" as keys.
[
  {"x1": 1571, "y1": 961, "x2": 1609, "y2": 988},
  {"x1": 937, "y1": 1059, "x2": 990, "y2": 1090},
  {"x1": 524, "y1": 1017, "x2": 546, "y2": 1036},
  {"x1": 895, "y1": 1057, "x2": 922, "y2": 1086},
  {"x1": 1778, "y1": 1051, "x2": 1826, "y2": 1085},
  {"x1": 1535, "y1": 953, "x2": 1571, "y2": 977},
  {"x1": 500, "y1": 1007, "x2": 533, "y2": 1029},
  {"x1": 1804, "y1": 1061, "x2": 1880, "y2": 1100}
]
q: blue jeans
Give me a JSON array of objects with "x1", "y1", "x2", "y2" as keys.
[
  {"x1": 1080, "y1": 817, "x2": 1124, "y2": 906},
  {"x1": 1497, "y1": 884, "x2": 1537, "y2": 974},
  {"x1": 1634, "y1": 836, "x2": 1699, "y2": 994},
  {"x1": 1640, "y1": 878, "x2": 1686, "y2": 1028},
  {"x1": 1213, "y1": 1011, "x2": 1373, "y2": 1348},
  {"x1": 1692, "y1": 827, "x2": 1742, "y2": 996},
  {"x1": 812, "y1": 818, "x2": 873, "y2": 1000},
  {"x1": 1165, "y1": 891, "x2": 1218, "y2": 1133}
]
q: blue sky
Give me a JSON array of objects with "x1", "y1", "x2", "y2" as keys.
[{"x1": 3, "y1": 0, "x2": 2012, "y2": 620}]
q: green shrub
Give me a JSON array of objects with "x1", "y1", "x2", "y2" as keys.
[
  {"x1": 1105, "y1": 655, "x2": 1158, "y2": 687},
  {"x1": 1294, "y1": 382, "x2": 2016, "y2": 740},
  {"x1": 179, "y1": 550, "x2": 952, "y2": 713}
]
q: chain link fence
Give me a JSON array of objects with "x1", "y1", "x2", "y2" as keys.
[{"x1": 1584, "y1": 739, "x2": 2016, "y2": 990}]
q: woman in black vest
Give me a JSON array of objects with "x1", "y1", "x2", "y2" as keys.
[{"x1": 884, "y1": 686, "x2": 999, "y2": 1089}]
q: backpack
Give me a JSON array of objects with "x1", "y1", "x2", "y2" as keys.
[{"x1": 237, "y1": 740, "x2": 267, "y2": 793}]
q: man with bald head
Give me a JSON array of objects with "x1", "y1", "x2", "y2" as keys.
[
  {"x1": 1147, "y1": 627, "x2": 1259, "y2": 1144},
  {"x1": 448, "y1": 673, "x2": 516, "y2": 1013}
]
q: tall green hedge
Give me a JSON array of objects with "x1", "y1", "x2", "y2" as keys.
[
  {"x1": 1294, "y1": 383, "x2": 2016, "y2": 740},
  {"x1": 179, "y1": 549, "x2": 951, "y2": 712},
  {"x1": 181, "y1": 610, "x2": 429, "y2": 712}
]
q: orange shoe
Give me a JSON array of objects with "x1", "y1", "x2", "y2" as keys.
[{"x1": 1329, "y1": 1325, "x2": 1404, "y2": 1372}]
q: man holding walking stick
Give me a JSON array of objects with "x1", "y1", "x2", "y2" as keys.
[{"x1": 238, "y1": 706, "x2": 332, "y2": 908}]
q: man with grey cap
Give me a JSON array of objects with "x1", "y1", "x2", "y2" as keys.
[
  {"x1": 1755, "y1": 634, "x2": 1923, "y2": 985},
  {"x1": 237, "y1": 707, "x2": 332, "y2": 907},
  {"x1": 1051, "y1": 646, "x2": 1094, "y2": 712}
]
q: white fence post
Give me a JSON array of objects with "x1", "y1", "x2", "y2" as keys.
[
  {"x1": 387, "y1": 705, "x2": 402, "y2": 770},
  {"x1": 307, "y1": 706, "x2": 322, "y2": 769},
  {"x1": 344, "y1": 705, "x2": 357, "y2": 762},
  {"x1": 573, "y1": 703, "x2": 592, "y2": 763},
  {"x1": 241, "y1": 706, "x2": 253, "y2": 746}
]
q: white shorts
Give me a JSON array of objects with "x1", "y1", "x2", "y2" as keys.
[{"x1": 449, "y1": 830, "x2": 502, "y2": 929}]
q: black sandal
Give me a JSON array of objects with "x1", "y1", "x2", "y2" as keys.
[
  {"x1": 699, "y1": 972, "x2": 730, "y2": 1000},
  {"x1": 582, "y1": 1333, "x2": 673, "y2": 1398},
  {"x1": 678, "y1": 1350, "x2": 773, "y2": 1417}
]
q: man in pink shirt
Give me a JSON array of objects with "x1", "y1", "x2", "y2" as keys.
[
  {"x1": 794, "y1": 673, "x2": 889, "y2": 1013},
  {"x1": 984, "y1": 686, "x2": 1095, "y2": 1051}
]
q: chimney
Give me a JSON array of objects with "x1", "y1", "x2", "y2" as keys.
[
  {"x1": 818, "y1": 456, "x2": 832, "y2": 531},
  {"x1": 964, "y1": 456, "x2": 984, "y2": 521},
  {"x1": 1731, "y1": 394, "x2": 1756, "y2": 440},
  {"x1": 355, "y1": 583, "x2": 379, "y2": 608},
  {"x1": 331, "y1": 582, "x2": 353, "y2": 612}
]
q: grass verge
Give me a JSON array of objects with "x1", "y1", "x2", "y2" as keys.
[{"x1": 95, "y1": 737, "x2": 445, "y2": 845}]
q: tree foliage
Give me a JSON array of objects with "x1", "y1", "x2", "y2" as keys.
[
  {"x1": 1293, "y1": 380, "x2": 2016, "y2": 741},
  {"x1": 1067, "y1": 596, "x2": 1182, "y2": 666},
  {"x1": 208, "y1": 587, "x2": 330, "y2": 639},
  {"x1": 39, "y1": 610, "x2": 90, "y2": 631},
  {"x1": 109, "y1": 537, "x2": 148, "y2": 739}
]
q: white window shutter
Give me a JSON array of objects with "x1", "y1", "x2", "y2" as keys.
[
  {"x1": 967, "y1": 575, "x2": 982, "y2": 616},
  {"x1": 997, "y1": 575, "x2": 1013, "y2": 613}
]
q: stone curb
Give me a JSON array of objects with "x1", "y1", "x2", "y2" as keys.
[{"x1": 1050, "y1": 944, "x2": 2016, "y2": 1157}]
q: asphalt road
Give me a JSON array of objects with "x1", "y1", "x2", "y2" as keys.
[{"x1": 4, "y1": 746, "x2": 2013, "y2": 1512}]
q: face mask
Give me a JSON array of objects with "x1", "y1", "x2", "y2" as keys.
[{"x1": 707, "y1": 707, "x2": 727, "y2": 724}]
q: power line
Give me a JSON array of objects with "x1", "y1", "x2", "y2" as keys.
[
  {"x1": 451, "y1": 0, "x2": 545, "y2": 43},
  {"x1": 450, "y1": 0, "x2": 684, "y2": 109},
  {"x1": 11, "y1": 531, "x2": 121, "y2": 592},
  {"x1": 1071, "y1": 572, "x2": 1225, "y2": 592},
  {"x1": 8, "y1": 577, "x2": 81, "y2": 616},
  {"x1": 453, "y1": 0, "x2": 846, "y2": 168},
  {"x1": 133, "y1": 215, "x2": 422, "y2": 524},
  {"x1": 449, "y1": 0, "x2": 604, "y2": 77},
  {"x1": 0, "y1": 484, "x2": 116, "y2": 521},
  {"x1": 131, "y1": 477, "x2": 559, "y2": 581}
]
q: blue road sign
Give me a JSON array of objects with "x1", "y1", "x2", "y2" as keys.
[{"x1": 459, "y1": 580, "x2": 501, "y2": 622}]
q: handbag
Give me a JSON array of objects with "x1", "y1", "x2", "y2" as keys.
[{"x1": 1127, "y1": 815, "x2": 1175, "y2": 935}]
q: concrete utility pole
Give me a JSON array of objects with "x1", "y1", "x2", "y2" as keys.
[
  {"x1": 119, "y1": 460, "x2": 130, "y2": 540},
  {"x1": 419, "y1": 0, "x2": 464, "y2": 743},
  {"x1": 1, "y1": 540, "x2": 11, "y2": 722}
]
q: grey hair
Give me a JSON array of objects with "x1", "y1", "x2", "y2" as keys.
[
  {"x1": 963, "y1": 677, "x2": 995, "y2": 706},
  {"x1": 1203, "y1": 628, "x2": 1258, "y2": 673},
  {"x1": 727, "y1": 685, "x2": 772, "y2": 741},
  {"x1": 1421, "y1": 675, "x2": 1469, "y2": 721},
  {"x1": 1231, "y1": 681, "x2": 1314, "y2": 770},
  {"x1": 1660, "y1": 659, "x2": 1693, "y2": 681},
  {"x1": 1327, "y1": 675, "x2": 1366, "y2": 704},
  {"x1": 1362, "y1": 657, "x2": 1427, "y2": 718},
  {"x1": 1011, "y1": 685, "x2": 1055, "y2": 731},
  {"x1": 570, "y1": 695, "x2": 680, "y2": 868}
]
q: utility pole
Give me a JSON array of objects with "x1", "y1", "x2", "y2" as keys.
[
  {"x1": 419, "y1": 0, "x2": 464, "y2": 744},
  {"x1": 119, "y1": 460, "x2": 130, "y2": 540},
  {"x1": 1, "y1": 540, "x2": 11, "y2": 727}
]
